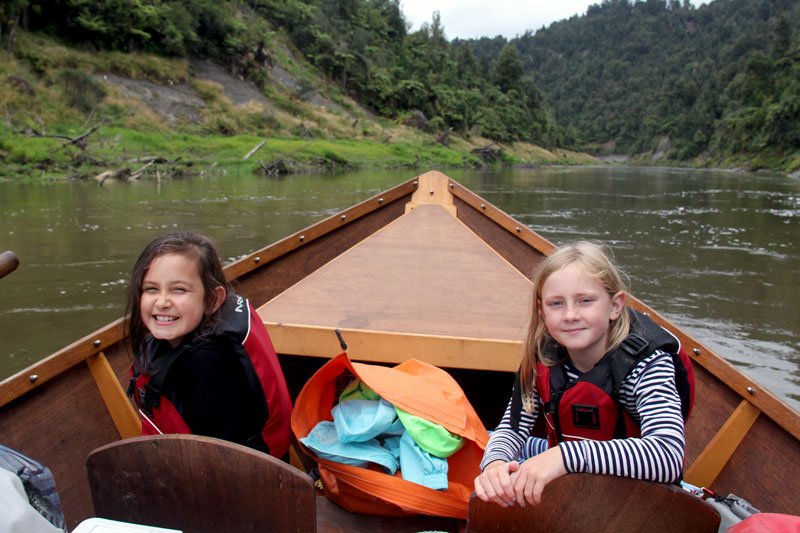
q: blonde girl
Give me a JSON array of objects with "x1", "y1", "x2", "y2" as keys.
[{"x1": 474, "y1": 241, "x2": 685, "y2": 507}]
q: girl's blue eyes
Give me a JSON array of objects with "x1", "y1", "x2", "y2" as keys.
[{"x1": 546, "y1": 298, "x2": 595, "y2": 307}]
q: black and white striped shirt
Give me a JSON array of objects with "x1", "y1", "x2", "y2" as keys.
[{"x1": 480, "y1": 350, "x2": 685, "y2": 483}]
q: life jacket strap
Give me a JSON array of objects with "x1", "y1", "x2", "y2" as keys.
[
  {"x1": 126, "y1": 375, "x2": 136, "y2": 397},
  {"x1": 618, "y1": 333, "x2": 652, "y2": 358}
]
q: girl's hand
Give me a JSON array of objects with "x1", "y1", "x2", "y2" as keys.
[
  {"x1": 511, "y1": 446, "x2": 567, "y2": 507},
  {"x1": 474, "y1": 460, "x2": 520, "y2": 507}
]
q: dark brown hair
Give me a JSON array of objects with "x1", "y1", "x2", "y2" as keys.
[{"x1": 125, "y1": 232, "x2": 232, "y2": 372}]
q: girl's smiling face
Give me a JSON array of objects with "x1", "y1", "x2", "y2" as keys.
[
  {"x1": 540, "y1": 263, "x2": 625, "y2": 370},
  {"x1": 140, "y1": 253, "x2": 210, "y2": 347}
]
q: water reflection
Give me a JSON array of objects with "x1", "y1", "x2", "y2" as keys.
[{"x1": 1, "y1": 166, "x2": 798, "y2": 410}]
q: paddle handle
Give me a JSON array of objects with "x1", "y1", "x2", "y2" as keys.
[{"x1": 0, "y1": 251, "x2": 20, "y2": 280}]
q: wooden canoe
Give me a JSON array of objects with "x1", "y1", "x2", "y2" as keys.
[{"x1": 1, "y1": 170, "x2": 798, "y2": 529}]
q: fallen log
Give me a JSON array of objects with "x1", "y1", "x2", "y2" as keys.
[
  {"x1": 94, "y1": 167, "x2": 131, "y2": 186},
  {"x1": 27, "y1": 123, "x2": 102, "y2": 150},
  {"x1": 69, "y1": 124, "x2": 102, "y2": 149},
  {"x1": 243, "y1": 140, "x2": 266, "y2": 161},
  {"x1": 257, "y1": 158, "x2": 290, "y2": 176},
  {"x1": 129, "y1": 160, "x2": 155, "y2": 181}
]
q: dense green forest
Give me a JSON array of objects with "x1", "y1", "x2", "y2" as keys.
[
  {"x1": 0, "y1": 0, "x2": 560, "y2": 148},
  {"x1": 1, "y1": 0, "x2": 798, "y2": 171},
  {"x1": 487, "y1": 0, "x2": 800, "y2": 167}
]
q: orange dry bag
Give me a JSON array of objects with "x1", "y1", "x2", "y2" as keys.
[{"x1": 291, "y1": 352, "x2": 489, "y2": 519}]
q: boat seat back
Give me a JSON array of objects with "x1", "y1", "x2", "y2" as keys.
[
  {"x1": 466, "y1": 473, "x2": 721, "y2": 532},
  {"x1": 85, "y1": 434, "x2": 316, "y2": 533}
]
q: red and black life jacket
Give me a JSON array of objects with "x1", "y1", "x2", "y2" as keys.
[
  {"x1": 512, "y1": 310, "x2": 694, "y2": 446},
  {"x1": 129, "y1": 295, "x2": 292, "y2": 458}
]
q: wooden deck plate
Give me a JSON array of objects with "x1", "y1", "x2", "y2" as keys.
[{"x1": 258, "y1": 203, "x2": 531, "y2": 369}]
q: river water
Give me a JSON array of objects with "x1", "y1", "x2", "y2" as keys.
[{"x1": 1, "y1": 167, "x2": 798, "y2": 411}]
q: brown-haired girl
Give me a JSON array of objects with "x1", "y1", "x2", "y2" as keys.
[{"x1": 126, "y1": 232, "x2": 291, "y2": 457}]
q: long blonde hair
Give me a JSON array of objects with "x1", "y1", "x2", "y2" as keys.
[{"x1": 519, "y1": 241, "x2": 631, "y2": 411}]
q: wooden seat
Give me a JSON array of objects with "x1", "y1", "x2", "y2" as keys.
[
  {"x1": 86, "y1": 434, "x2": 316, "y2": 533},
  {"x1": 87, "y1": 434, "x2": 463, "y2": 532},
  {"x1": 466, "y1": 473, "x2": 720, "y2": 533}
]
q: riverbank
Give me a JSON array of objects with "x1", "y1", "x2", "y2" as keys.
[
  {"x1": 0, "y1": 32, "x2": 598, "y2": 181},
  {"x1": 0, "y1": 123, "x2": 597, "y2": 182}
]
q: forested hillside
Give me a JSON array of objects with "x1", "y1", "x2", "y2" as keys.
[
  {"x1": 0, "y1": 0, "x2": 561, "y2": 148},
  {"x1": 498, "y1": 0, "x2": 800, "y2": 168},
  {"x1": 1, "y1": 0, "x2": 798, "y2": 172}
]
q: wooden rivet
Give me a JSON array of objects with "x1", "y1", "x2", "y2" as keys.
[
  {"x1": 449, "y1": 183, "x2": 454, "y2": 188},
  {"x1": 28, "y1": 374, "x2": 38, "y2": 383},
  {"x1": 93, "y1": 339, "x2": 101, "y2": 347},
  {"x1": 378, "y1": 197, "x2": 384, "y2": 204},
  {"x1": 693, "y1": 348, "x2": 701, "y2": 355},
  {"x1": 299, "y1": 235, "x2": 305, "y2": 242},
  {"x1": 253, "y1": 256, "x2": 261, "y2": 264},
  {"x1": 481, "y1": 204, "x2": 486, "y2": 209},
  {"x1": 340, "y1": 215, "x2": 347, "y2": 221},
  {"x1": 515, "y1": 227, "x2": 521, "y2": 233},
  {"x1": 747, "y1": 387, "x2": 756, "y2": 395},
  {"x1": 429, "y1": 189, "x2": 434, "y2": 195},
  {"x1": 412, "y1": 181, "x2": 418, "y2": 186}
]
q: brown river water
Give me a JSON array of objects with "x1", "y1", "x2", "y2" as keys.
[{"x1": 1, "y1": 166, "x2": 798, "y2": 411}]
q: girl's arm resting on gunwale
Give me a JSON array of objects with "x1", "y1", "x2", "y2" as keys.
[{"x1": 560, "y1": 351, "x2": 685, "y2": 483}]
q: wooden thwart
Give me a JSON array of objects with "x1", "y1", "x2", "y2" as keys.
[
  {"x1": 685, "y1": 400, "x2": 762, "y2": 488},
  {"x1": 266, "y1": 323, "x2": 522, "y2": 371},
  {"x1": 85, "y1": 352, "x2": 140, "y2": 439}
]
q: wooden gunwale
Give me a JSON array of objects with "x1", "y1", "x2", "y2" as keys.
[
  {"x1": 0, "y1": 319, "x2": 127, "y2": 409},
  {"x1": 1, "y1": 170, "x2": 798, "y2": 525}
]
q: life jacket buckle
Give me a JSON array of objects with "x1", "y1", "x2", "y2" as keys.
[
  {"x1": 619, "y1": 333, "x2": 650, "y2": 358},
  {"x1": 142, "y1": 383, "x2": 161, "y2": 413}
]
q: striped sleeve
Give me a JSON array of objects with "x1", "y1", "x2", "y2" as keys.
[
  {"x1": 479, "y1": 390, "x2": 540, "y2": 470},
  {"x1": 559, "y1": 350, "x2": 686, "y2": 483}
]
